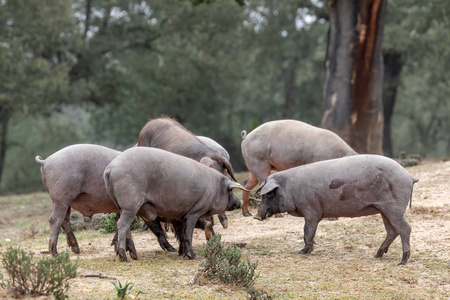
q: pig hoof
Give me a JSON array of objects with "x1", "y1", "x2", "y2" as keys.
[
  {"x1": 167, "y1": 246, "x2": 177, "y2": 253},
  {"x1": 221, "y1": 220, "x2": 229, "y2": 229},
  {"x1": 129, "y1": 251, "x2": 138, "y2": 260},
  {"x1": 274, "y1": 213, "x2": 284, "y2": 218},
  {"x1": 243, "y1": 211, "x2": 252, "y2": 217},
  {"x1": 71, "y1": 246, "x2": 80, "y2": 254},
  {"x1": 298, "y1": 248, "x2": 311, "y2": 255}
]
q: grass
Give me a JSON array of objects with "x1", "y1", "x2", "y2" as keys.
[{"x1": 1, "y1": 164, "x2": 450, "y2": 299}]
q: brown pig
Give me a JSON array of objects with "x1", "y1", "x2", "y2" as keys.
[{"x1": 241, "y1": 119, "x2": 357, "y2": 216}]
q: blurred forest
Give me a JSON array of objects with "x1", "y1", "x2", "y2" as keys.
[{"x1": 0, "y1": 0, "x2": 448, "y2": 194}]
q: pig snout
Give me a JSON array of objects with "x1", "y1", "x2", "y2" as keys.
[
  {"x1": 254, "y1": 204, "x2": 271, "y2": 221},
  {"x1": 228, "y1": 195, "x2": 243, "y2": 211}
]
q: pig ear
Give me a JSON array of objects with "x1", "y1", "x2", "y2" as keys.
[
  {"x1": 219, "y1": 157, "x2": 237, "y2": 182},
  {"x1": 257, "y1": 179, "x2": 279, "y2": 196},
  {"x1": 227, "y1": 181, "x2": 250, "y2": 192},
  {"x1": 200, "y1": 157, "x2": 214, "y2": 167}
]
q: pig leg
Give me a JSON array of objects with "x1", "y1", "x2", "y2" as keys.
[
  {"x1": 218, "y1": 213, "x2": 228, "y2": 229},
  {"x1": 298, "y1": 216, "x2": 320, "y2": 255},
  {"x1": 375, "y1": 214, "x2": 399, "y2": 259},
  {"x1": 144, "y1": 218, "x2": 177, "y2": 252},
  {"x1": 48, "y1": 202, "x2": 70, "y2": 256},
  {"x1": 171, "y1": 221, "x2": 185, "y2": 256},
  {"x1": 172, "y1": 218, "x2": 199, "y2": 259},
  {"x1": 202, "y1": 216, "x2": 214, "y2": 240},
  {"x1": 383, "y1": 213, "x2": 411, "y2": 265},
  {"x1": 60, "y1": 207, "x2": 80, "y2": 254},
  {"x1": 116, "y1": 209, "x2": 140, "y2": 262},
  {"x1": 137, "y1": 204, "x2": 177, "y2": 252},
  {"x1": 241, "y1": 171, "x2": 260, "y2": 216}
]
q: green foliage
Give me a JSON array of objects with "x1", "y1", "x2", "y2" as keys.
[
  {"x1": 200, "y1": 234, "x2": 259, "y2": 289},
  {"x1": 111, "y1": 280, "x2": 135, "y2": 299},
  {"x1": 99, "y1": 214, "x2": 144, "y2": 234},
  {"x1": 1, "y1": 0, "x2": 449, "y2": 194},
  {"x1": 384, "y1": 0, "x2": 450, "y2": 157},
  {"x1": 1, "y1": 247, "x2": 77, "y2": 299},
  {"x1": 99, "y1": 213, "x2": 118, "y2": 234}
]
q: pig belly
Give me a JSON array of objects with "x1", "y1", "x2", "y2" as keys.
[
  {"x1": 71, "y1": 194, "x2": 119, "y2": 217},
  {"x1": 322, "y1": 205, "x2": 380, "y2": 219}
]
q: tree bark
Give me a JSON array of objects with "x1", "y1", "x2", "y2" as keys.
[
  {"x1": 281, "y1": 57, "x2": 299, "y2": 119},
  {"x1": 382, "y1": 50, "x2": 403, "y2": 157},
  {"x1": 321, "y1": 0, "x2": 387, "y2": 154},
  {"x1": 0, "y1": 105, "x2": 9, "y2": 191}
]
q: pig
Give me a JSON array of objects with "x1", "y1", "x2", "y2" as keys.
[
  {"x1": 241, "y1": 119, "x2": 357, "y2": 216},
  {"x1": 197, "y1": 136, "x2": 230, "y2": 161},
  {"x1": 254, "y1": 154, "x2": 418, "y2": 265},
  {"x1": 103, "y1": 147, "x2": 246, "y2": 262},
  {"x1": 35, "y1": 144, "x2": 178, "y2": 257},
  {"x1": 138, "y1": 117, "x2": 236, "y2": 231}
]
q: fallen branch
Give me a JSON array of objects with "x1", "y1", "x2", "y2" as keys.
[
  {"x1": 81, "y1": 273, "x2": 117, "y2": 280},
  {"x1": 189, "y1": 270, "x2": 201, "y2": 285}
]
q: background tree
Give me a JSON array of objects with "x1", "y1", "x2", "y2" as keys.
[
  {"x1": 0, "y1": 0, "x2": 448, "y2": 194},
  {"x1": 383, "y1": 0, "x2": 450, "y2": 157},
  {"x1": 321, "y1": 0, "x2": 387, "y2": 154},
  {"x1": 0, "y1": 0, "x2": 76, "y2": 191}
]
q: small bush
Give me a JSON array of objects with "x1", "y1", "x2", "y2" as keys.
[
  {"x1": 99, "y1": 214, "x2": 144, "y2": 234},
  {"x1": 99, "y1": 213, "x2": 118, "y2": 234},
  {"x1": 1, "y1": 246, "x2": 77, "y2": 299},
  {"x1": 200, "y1": 234, "x2": 259, "y2": 289}
]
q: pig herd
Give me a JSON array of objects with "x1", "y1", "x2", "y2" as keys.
[{"x1": 36, "y1": 118, "x2": 418, "y2": 265}]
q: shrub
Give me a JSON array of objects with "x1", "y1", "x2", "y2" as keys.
[
  {"x1": 99, "y1": 213, "x2": 117, "y2": 234},
  {"x1": 1, "y1": 247, "x2": 77, "y2": 299},
  {"x1": 99, "y1": 214, "x2": 144, "y2": 234},
  {"x1": 200, "y1": 234, "x2": 259, "y2": 289}
]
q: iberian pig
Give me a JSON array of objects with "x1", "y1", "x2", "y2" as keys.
[
  {"x1": 103, "y1": 147, "x2": 246, "y2": 262},
  {"x1": 254, "y1": 154, "x2": 418, "y2": 265},
  {"x1": 197, "y1": 136, "x2": 230, "y2": 161},
  {"x1": 241, "y1": 119, "x2": 357, "y2": 216},
  {"x1": 36, "y1": 144, "x2": 177, "y2": 257},
  {"x1": 138, "y1": 117, "x2": 236, "y2": 231}
]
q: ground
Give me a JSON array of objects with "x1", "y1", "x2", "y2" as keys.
[{"x1": 0, "y1": 160, "x2": 449, "y2": 299}]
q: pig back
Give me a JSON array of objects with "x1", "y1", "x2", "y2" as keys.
[
  {"x1": 273, "y1": 154, "x2": 415, "y2": 217},
  {"x1": 40, "y1": 144, "x2": 121, "y2": 214},
  {"x1": 106, "y1": 147, "x2": 224, "y2": 202},
  {"x1": 242, "y1": 120, "x2": 356, "y2": 170}
]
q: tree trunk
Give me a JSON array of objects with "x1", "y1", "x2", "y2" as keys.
[
  {"x1": 321, "y1": 0, "x2": 387, "y2": 154},
  {"x1": 382, "y1": 50, "x2": 403, "y2": 157},
  {"x1": 0, "y1": 105, "x2": 9, "y2": 191},
  {"x1": 281, "y1": 57, "x2": 299, "y2": 119}
]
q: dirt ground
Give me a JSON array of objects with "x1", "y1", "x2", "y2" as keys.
[{"x1": 0, "y1": 159, "x2": 449, "y2": 299}]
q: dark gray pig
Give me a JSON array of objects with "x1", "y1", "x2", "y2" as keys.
[
  {"x1": 35, "y1": 144, "x2": 177, "y2": 257},
  {"x1": 138, "y1": 117, "x2": 236, "y2": 231},
  {"x1": 241, "y1": 119, "x2": 357, "y2": 216},
  {"x1": 254, "y1": 154, "x2": 418, "y2": 265},
  {"x1": 103, "y1": 147, "x2": 246, "y2": 262}
]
